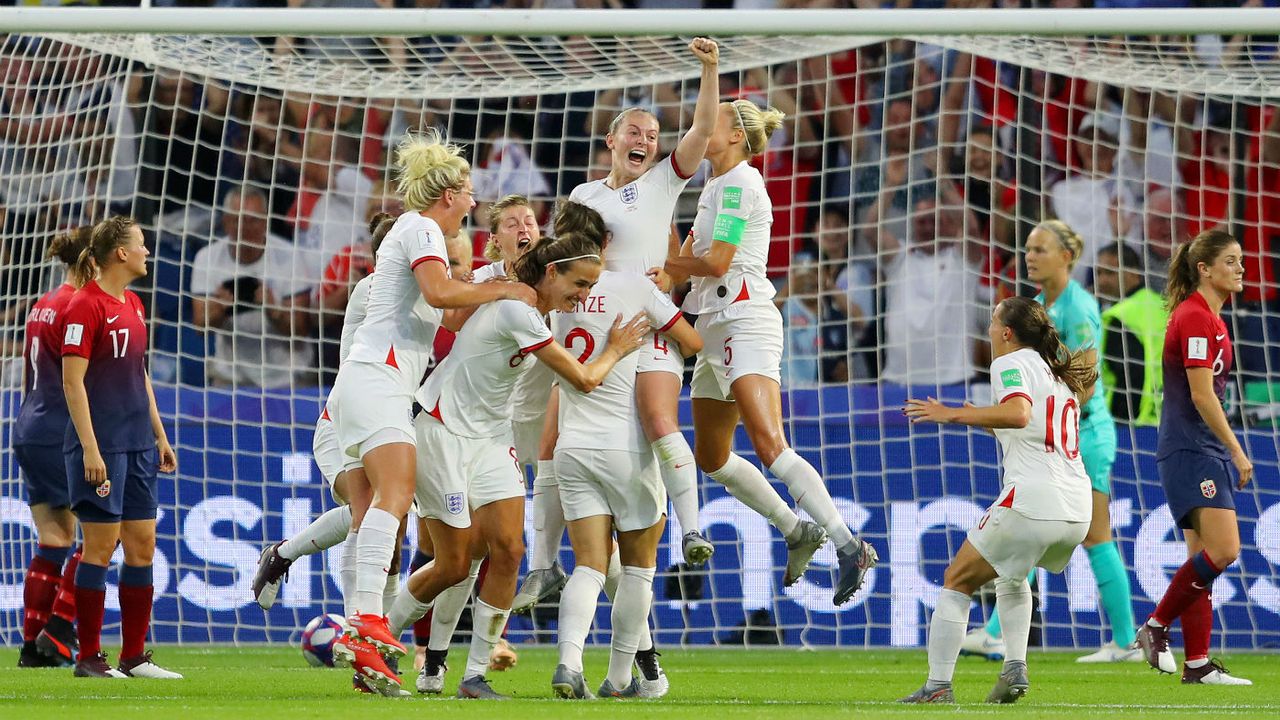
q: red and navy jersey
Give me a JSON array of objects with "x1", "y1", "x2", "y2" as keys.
[
  {"x1": 13, "y1": 283, "x2": 77, "y2": 446},
  {"x1": 60, "y1": 281, "x2": 153, "y2": 453},
  {"x1": 1157, "y1": 291, "x2": 1233, "y2": 461}
]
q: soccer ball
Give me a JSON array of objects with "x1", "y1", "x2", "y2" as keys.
[{"x1": 300, "y1": 613, "x2": 348, "y2": 667}]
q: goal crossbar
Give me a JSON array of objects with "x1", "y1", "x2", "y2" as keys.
[{"x1": 4, "y1": 7, "x2": 1280, "y2": 38}]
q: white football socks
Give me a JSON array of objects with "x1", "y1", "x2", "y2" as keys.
[
  {"x1": 382, "y1": 569, "x2": 400, "y2": 617},
  {"x1": 352, "y1": 508, "x2": 398, "y2": 616},
  {"x1": 995, "y1": 576, "x2": 1032, "y2": 667},
  {"x1": 279, "y1": 505, "x2": 352, "y2": 561},
  {"x1": 464, "y1": 599, "x2": 509, "y2": 680},
  {"x1": 769, "y1": 449, "x2": 854, "y2": 548},
  {"x1": 556, "y1": 566, "x2": 605, "y2": 674},
  {"x1": 340, "y1": 532, "x2": 358, "y2": 617},
  {"x1": 388, "y1": 585, "x2": 433, "y2": 638},
  {"x1": 603, "y1": 545, "x2": 623, "y2": 601},
  {"x1": 530, "y1": 460, "x2": 566, "y2": 571},
  {"x1": 709, "y1": 453, "x2": 800, "y2": 537},
  {"x1": 427, "y1": 560, "x2": 482, "y2": 652},
  {"x1": 653, "y1": 432, "x2": 701, "y2": 537},
  {"x1": 607, "y1": 566, "x2": 655, "y2": 689},
  {"x1": 927, "y1": 588, "x2": 971, "y2": 687}
]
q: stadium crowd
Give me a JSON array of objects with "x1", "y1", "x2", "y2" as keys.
[{"x1": 1, "y1": 0, "x2": 1278, "y2": 410}]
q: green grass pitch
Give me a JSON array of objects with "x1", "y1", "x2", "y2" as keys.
[{"x1": 1, "y1": 646, "x2": 1277, "y2": 719}]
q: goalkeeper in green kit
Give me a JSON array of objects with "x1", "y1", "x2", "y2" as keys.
[{"x1": 961, "y1": 220, "x2": 1140, "y2": 663}]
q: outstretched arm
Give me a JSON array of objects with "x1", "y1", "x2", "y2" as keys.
[
  {"x1": 671, "y1": 38, "x2": 720, "y2": 177},
  {"x1": 904, "y1": 395, "x2": 1031, "y2": 430}
]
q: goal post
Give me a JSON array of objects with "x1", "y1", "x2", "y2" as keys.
[{"x1": 0, "y1": 8, "x2": 1278, "y2": 653}]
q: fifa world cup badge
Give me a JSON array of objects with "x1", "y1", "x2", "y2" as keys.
[
  {"x1": 1200, "y1": 479, "x2": 1217, "y2": 499},
  {"x1": 96, "y1": 479, "x2": 112, "y2": 498}
]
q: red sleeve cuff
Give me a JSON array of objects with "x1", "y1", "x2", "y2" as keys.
[
  {"x1": 62, "y1": 345, "x2": 91, "y2": 360},
  {"x1": 1183, "y1": 359, "x2": 1214, "y2": 369},
  {"x1": 657, "y1": 312, "x2": 681, "y2": 332},
  {"x1": 1000, "y1": 392, "x2": 1032, "y2": 406},
  {"x1": 520, "y1": 337, "x2": 554, "y2": 355},
  {"x1": 411, "y1": 255, "x2": 446, "y2": 270},
  {"x1": 670, "y1": 154, "x2": 694, "y2": 181}
]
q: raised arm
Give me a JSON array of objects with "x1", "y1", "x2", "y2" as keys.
[{"x1": 671, "y1": 38, "x2": 721, "y2": 177}]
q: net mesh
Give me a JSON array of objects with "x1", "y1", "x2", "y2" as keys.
[{"x1": 1, "y1": 27, "x2": 1279, "y2": 651}]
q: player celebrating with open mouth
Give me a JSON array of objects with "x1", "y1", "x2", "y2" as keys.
[{"x1": 901, "y1": 297, "x2": 1095, "y2": 704}]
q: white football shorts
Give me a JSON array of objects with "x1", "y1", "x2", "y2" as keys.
[
  {"x1": 967, "y1": 504, "x2": 1088, "y2": 580},
  {"x1": 690, "y1": 300, "x2": 783, "y2": 402},
  {"x1": 555, "y1": 447, "x2": 667, "y2": 532},
  {"x1": 329, "y1": 361, "x2": 416, "y2": 466},
  {"x1": 414, "y1": 413, "x2": 525, "y2": 528}
]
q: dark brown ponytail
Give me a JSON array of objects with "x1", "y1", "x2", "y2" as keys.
[
  {"x1": 1165, "y1": 229, "x2": 1239, "y2": 311},
  {"x1": 997, "y1": 296, "x2": 1098, "y2": 398},
  {"x1": 551, "y1": 200, "x2": 607, "y2": 251},
  {"x1": 47, "y1": 226, "x2": 94, "y2": 286},
  {"x1": 368, "y1": 212, "x2": 396, "y2": 258},
  {"x1": 510, "y1": 232, "x2": 603, "y2": 287}
]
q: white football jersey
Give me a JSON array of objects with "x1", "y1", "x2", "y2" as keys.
[
  {"x1": 471, "y1": 259, "x2": 506, "y2": 284},
  {"x1": 685, "y1": 161, "x2": 776, "y2": 315},
  {"x1": 467, "y1": 258, "x2": 551, "y2": 424},
  {"x1": 989, "y1": 348, "x2": 1092, "y2": 523},
  {"x1": 551, "y1": 271, "x2": 682, "y2": 453},
  {"x1": 569, "y1": 156, "x2": 692, "y2": 277},
  {"x1": 342, "y1": 274, "x2": 438, "y2": 369},
  {"x1": 416, "y1": 299, "x2": 553, "y2": 439},
  {"x1": 346, "y1": 212, "x2": 447, "y2": 390}
]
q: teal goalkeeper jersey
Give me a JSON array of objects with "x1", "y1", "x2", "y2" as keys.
[{"x1": 1036, "y1": 280, "x2": 1110, "y2": 425}]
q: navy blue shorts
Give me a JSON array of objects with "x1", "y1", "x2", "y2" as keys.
[
  {"x1": 67, "y1": 447, "x2": 159, "y2": 523},
  {"x1": 15, "y1": 444, "x2": 70, "y2": 509},
  {"x1": 1157, "y1": 449, "x2": 1236, "y2": 530}
]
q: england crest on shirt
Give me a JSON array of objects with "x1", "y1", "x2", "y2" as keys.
[
  {"x1": 445, "y1": 492, "x2": 465, "y2": 515},
  {"x1": 620, "y1": 184, "x2": 638, "y2": 205},
  {"x1": 1200, "y1": 478, "x2": 1217, "y2": 499}
]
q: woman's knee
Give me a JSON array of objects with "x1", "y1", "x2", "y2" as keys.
[
  {"x1": 486, "y1": 534, "x2": 526, "y2": 572},
  {"x1": 693, "y1": 440, "x2": 729, "y2": 473}
]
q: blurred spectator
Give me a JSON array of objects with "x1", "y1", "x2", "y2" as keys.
[
  {"x1": 1135, "y1": 187, "x2": 1179, "y2": 293},
  {"x1": 1236, "y1": 103, "x2": 1280, "y2": 384},
  {"x1": 132, "y1": 69, "x2": 228, "y2": 234},
  {"x1": 190, "y1": 187, "x2": 314, "y2": 388},
  {"x1": 292, "y1": 130, "x2": 376, "y2": 289},
  {"x1": 854, "y1": 98, "x2": 937, "y2": 250},
  {"x1": 471, "y1": 132, "x2": 552, "y2": 211},
  {"x1": 778, "y1": 254, "x2": 823, "y2": 388},
  {"x1": 1050, "y1": 110, "x2": 1138, "y2": 284},
  {"x1": 1095, "y1": 241, "x2": 1168, "y2": 425},
  {"x1": 1173, "y1": 99, "x2": 1233, "y2": 240},
  {"x1": 878, "y1": 198, "x2": 984, "y2": 386}
]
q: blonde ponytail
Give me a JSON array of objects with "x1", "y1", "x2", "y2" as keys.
[{"x1": 730, "y1": 99, "x2": 785, "y2": 158}]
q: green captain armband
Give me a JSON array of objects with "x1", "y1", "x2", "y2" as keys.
[{"x1": 712, "y1": 213, "x2": 747, "y2": 246}]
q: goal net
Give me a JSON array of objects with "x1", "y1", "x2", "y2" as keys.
[{"x1": 1, "y1": 8, "x2": 1278, "y2": 653}]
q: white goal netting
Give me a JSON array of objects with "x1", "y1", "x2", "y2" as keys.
[{"x1": 1, "y1": 12, "x2": 1279, "y2": 652}]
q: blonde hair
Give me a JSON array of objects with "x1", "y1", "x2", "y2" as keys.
[
  {"x1": 395, "y1": 128, "x2": 470, "y2": 213},
  {"x1": 1037, "y1": 219, "x2": 1085, "y2": 271},
  {"x1": 729, "y1": 99, "x2": 785, "y2": 159},
  {"x1": 483, "y1": 194, "x2": 533, "y2": 262}
]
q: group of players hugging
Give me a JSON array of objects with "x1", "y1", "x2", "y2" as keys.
[{"x1": 14, "y1": 37, "x2": 1255, "y2": 702}]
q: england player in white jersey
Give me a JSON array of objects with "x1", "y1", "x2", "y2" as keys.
[
  {"x1": 901, "y1": 296, "x2": 1094, "y2": 704},
  {"x1": 665, "y1": 99, "x2": 878, "y2": 608},
  {"x1": 329, "y1": 130, "x2": 536, "y2": 694},
  {"x1": 548, "y1": 267, "x2": 702, "y2": 699},
  {"x1": 253, "y1": 213, "x2": 393, "y2": 613},
  {"x1": 386, "y1": 234, "x2": 648, "y2": 700},
  {"x1": 565, "y1": 37, "x2": 720, "y2": 567}
]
